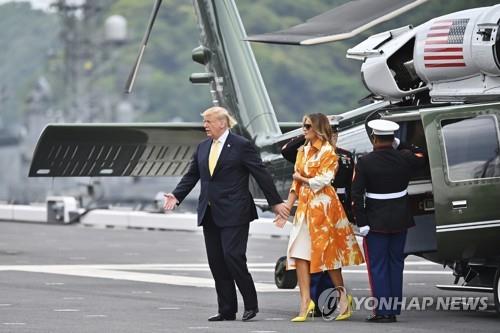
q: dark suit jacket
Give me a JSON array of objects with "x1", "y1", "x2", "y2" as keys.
[
  {"x1": 351, "y1": 145, "x2": 426, "y2": 232},
  {"x1": 172, "y1": 132, "x2": 283, "y2": 227}
]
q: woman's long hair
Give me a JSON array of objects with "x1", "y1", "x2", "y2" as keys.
[{"x1": 304, "y1": 113, "x2": 335, "y2": 147}]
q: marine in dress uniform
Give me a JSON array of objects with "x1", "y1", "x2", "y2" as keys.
[{"x1": 351, "y1": 119, "x2": 426, "y2": 323}]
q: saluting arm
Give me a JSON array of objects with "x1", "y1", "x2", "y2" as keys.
[
  {"x1": 401, "y1": 149, "x2": 427, "y2": 169},
  {"x1": 398, "y1": 141, "x2": 427, "y2": 169},
  {"x1": 281, "y1": 135, "x2": 305, "y2": 164}
]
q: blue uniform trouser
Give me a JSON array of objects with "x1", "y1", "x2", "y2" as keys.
[{"x1": 363, "y1": 230, "x2": 407, "y2": 316}]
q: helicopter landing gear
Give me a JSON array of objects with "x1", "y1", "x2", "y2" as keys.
[{"x1": 274, "y1": 256, "x2": 297, "y2": 289}]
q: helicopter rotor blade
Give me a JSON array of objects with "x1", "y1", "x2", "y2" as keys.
[{"x1": 124, "y1": 0, "x2": 163, "y2": 94}]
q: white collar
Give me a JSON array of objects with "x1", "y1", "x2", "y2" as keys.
[{"x1": 214, "y1": 129, "x2": 230, "y2": 145}]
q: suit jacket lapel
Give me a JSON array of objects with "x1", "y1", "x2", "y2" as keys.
[
  {"x1": 212, "y1": 132, "x2": 233, "y2": 177},
  {"x1": 200, "y1": 139, "x2": 211, "y2": 178}
]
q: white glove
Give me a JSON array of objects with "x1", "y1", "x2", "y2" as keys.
[
  {"x1": 392, "y1": 138, "x2": 400, "y2": 149},
  {"x1": 359, "y1": 225, "x2": 370, "y2": 237}
]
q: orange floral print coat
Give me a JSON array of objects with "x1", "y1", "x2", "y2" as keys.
[{"x1": 287, "y1": 139, "x2": 364, "y2": 273}]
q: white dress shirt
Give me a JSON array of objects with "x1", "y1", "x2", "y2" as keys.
[{"x1": 212, "y1": 129, "x2": 230, "y2": 160}]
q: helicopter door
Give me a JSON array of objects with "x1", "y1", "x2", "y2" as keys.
[{"x1": 420, "y1": 104, "x2": 500, "y2": 260}]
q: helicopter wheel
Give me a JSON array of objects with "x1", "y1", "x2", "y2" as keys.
[
  {"x1": 274, "y1": 256, "x2": 297, "y2": 289},
  {"x1": 494, "y1": 267, "x2": 500, "y2": 315}
]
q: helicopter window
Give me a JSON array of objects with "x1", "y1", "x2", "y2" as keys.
[{"x1": 441, "y1": 115, "x2": 500, "y2": 181}]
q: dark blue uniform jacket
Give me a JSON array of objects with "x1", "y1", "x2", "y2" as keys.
[{"x1": 351, "y1": 144, "x2": 426, "y2": 232}]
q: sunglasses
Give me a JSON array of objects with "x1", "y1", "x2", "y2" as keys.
[{"x1": 303, "y1": 123, "x2": 312, "y2": 130}]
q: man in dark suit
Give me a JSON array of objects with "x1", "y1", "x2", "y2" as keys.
[
  {"x1": 351, "y1": 119, "x2": 426, "y2": 323},
  {"x1": 164, "y1": 106, "x2": 289, "y2": 322}
]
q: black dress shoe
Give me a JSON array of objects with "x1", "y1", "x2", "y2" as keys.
[
  {"x1": 208, "y1": 313, "x2": 236, "y2": 321},
  {"x1": 242, "y1": 308, "x2": 259, "y2": 321},
  {"x1": 366, "y1": 314, "x2": 395, "y2": 323}
]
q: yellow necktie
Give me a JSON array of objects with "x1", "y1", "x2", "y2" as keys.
[{"x1": 208, "y1": 140, "x2": 221, "y2": 175}]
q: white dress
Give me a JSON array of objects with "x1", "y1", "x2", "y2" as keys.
[{"x1": 288, "y1": 218, "x2": 311, "y2": 261}]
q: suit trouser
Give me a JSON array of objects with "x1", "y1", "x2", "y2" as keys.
[
  {"x1": 363, "y1": 230, "x2": 407, "y2": 316},
  {"x1": 202, "y1": 207, "x2": 257, "y2": 316}
]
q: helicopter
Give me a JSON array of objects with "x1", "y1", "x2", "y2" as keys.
[{"x1": 28, "y1": 0, "x2": 500, "y2": 313}]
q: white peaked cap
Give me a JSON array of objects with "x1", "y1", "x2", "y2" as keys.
[{"x1": 368, "y1": 119, "x2": 399, "y2": 135}]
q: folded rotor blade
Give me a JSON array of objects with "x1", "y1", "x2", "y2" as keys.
[{"x1": 246, "y1": 0, "x2": 428, "y2": 45}]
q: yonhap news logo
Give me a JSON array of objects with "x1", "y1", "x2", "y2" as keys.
[
  {"x1": 317, "y1": 287, "x2": 344, "y2": 320},
  {"x1": 318, "y1": 288, "x2": 489, "y2": 320}
]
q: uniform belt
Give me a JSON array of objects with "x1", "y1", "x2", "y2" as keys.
[
  {"x1": 336, "y1": 187, "x2": 346, "y2": 194},
  {"x1": 365, "y1": 189, "x2": 407, "y2": 200}
]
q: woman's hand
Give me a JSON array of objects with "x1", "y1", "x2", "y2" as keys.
[
  {"x1": 293, "y1": 171, "x2": 310, "y2": 185},
  {"x1": 292, "y1": 171, "x2": 303, "y2": 182},
  {"x1": 274, "y1": 216, "x2": 287, "y2": 229}
]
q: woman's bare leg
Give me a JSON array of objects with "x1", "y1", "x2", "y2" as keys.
[
  {"x1": 295, "y1": 258, "x2": 312, "y2": 314},
  {"x1": 327, "y1": 268, "x2": 348, "y2": 314}
]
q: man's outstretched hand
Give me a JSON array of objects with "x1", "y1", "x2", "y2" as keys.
[{"x1": 163, "y1": 193, "x2": 178, "y2": 211}]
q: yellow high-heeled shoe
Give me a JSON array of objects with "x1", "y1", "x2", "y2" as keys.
[
  {"x1": 291, "y1": 300, "x2": 315, "y2": 322},
  {"x1": 335, "y1": 294, "x2": 353, "y2": 321}
]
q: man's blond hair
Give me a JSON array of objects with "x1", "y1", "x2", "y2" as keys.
[{"x1": 201, "y1": 106, "x2": 238, "y2": 128}]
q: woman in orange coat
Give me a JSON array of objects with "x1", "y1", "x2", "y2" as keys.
[{"x1": 275, "y1": 113, "x2": 364, "y2": 321}]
